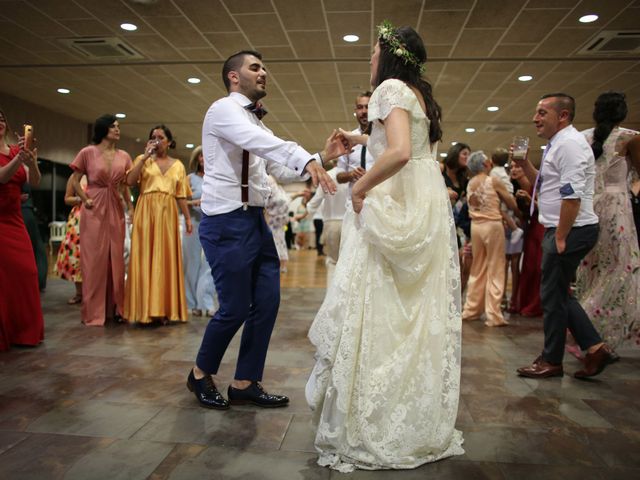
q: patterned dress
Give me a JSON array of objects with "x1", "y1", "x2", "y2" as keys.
[
  {"x1": 576, "y1": 127, "x2": 640, "y2": 347},
  {"x1": 54, "y1": 204, "x2": 82, "y2": 282}
]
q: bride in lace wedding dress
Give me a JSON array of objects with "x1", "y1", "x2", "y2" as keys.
[{"x1": 305, "y1": 23, "x2": 464, "y2": 472}]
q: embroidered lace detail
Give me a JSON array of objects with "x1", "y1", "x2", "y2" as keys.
[{"x1": 306, "y1": 78, "x2": 464, "y2": 471}]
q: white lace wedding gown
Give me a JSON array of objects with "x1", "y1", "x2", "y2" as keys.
[{"x1": 306, "y1": 79, "x2": 464, "y2": 472}]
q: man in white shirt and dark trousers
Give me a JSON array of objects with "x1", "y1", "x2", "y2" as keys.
[
  {"x1": 514, "y1": 93, "x2": 615, "y2": 380},
  {"x1": 187, "y1": 50, "x2": 343, "y2": 409},
  {"x1": 336, "y1": 92, "x2": 375, "y2": 192}
]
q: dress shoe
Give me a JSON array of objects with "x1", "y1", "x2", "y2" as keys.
[
  {"x1": 187, "y1": 370, "x2": 230, "y2": 410},
  {"x1": 517, "y1": 356, "x2": 563, "y2": 378},
  {"x1": 574, "y1": 344, "x2": 616, "y2": 379},
  {"x1": 227, "y1": 382, "x2": 289, "y2": 408}
]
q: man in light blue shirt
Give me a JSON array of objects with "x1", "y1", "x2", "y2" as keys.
[{"x1": 513, "y1": 93, "x2": 615, "y2": 380}]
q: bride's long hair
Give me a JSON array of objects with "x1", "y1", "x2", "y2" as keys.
[{"x1": 373, "y1": 26, "x2": 442, "y2": 144}]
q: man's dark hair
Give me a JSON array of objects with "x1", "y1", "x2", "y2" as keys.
[
  {"x1": 357, "y1": 91, "x2": 372, "y2": 100},
  {"x1": 541, "y1": 93, "x2": 576, "y2": 122},
  {"x1": 222, "y1": 50, "x2": 262, "y2": 92}
]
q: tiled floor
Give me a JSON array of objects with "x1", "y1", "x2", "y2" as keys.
[{"x1": 1, "y1": 267, "x2": 639, "y2": 479}]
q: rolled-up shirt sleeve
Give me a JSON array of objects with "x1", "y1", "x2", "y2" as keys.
[
  {"x1": 557, "y1": 141, "x2": 588, "y2": 200},
  {"x1": 207, "y1": 100, "x2": 315, "y2": 175}
]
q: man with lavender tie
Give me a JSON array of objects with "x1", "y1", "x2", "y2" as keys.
[{"x1": 512, "y1": 93, "x2": 615, "y2": 380}]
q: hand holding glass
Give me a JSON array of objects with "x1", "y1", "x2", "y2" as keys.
[{"x1": 512, "y1": 136, "x2": 529, "y2": 160}]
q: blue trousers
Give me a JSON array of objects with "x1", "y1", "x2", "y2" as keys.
[{"x1": 196, "y1": 207, "x2": 280, "y2": 381}]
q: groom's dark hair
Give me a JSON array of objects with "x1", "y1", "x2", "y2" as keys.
[{"x1": 222, "y1": 50, "x2": 263, "y2": 92}]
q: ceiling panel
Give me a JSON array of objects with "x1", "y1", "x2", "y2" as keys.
[{"x1": 0, "y1": 0, "x2": 637, "y2": 161}]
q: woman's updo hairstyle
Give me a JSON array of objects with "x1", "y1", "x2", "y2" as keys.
[{"x1": 591, "y1": 91, "x2": 627, "y2": 160}]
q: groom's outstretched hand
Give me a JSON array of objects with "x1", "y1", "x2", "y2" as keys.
[{"x1": 305, "y1": 160, "x2": 337, "y2": 194}]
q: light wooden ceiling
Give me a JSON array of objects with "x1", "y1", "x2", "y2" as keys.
[{"x1": 1, "y1": 0, "x2": 639, "y2": 164}]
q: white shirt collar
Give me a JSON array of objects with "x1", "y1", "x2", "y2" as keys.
[{"x1": 229, "y1": 91, "x2": 253, "y2": 107}]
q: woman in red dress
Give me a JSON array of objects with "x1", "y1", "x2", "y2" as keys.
[
  {"x1": 0, "y1": 108, "x2": 44, "y2": 350},
  {"x1": 511, "y1": 162, "x2": 544, "y2": 317}
]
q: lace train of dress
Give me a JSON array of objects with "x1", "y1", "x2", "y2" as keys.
[{"x1": 306, "y1": 79, "x2": 464, "y2": 472}]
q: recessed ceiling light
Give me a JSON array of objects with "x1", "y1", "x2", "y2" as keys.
[
  {"x1": 57, "y1": 88, "x2": 70, "y2": 94},
  {"x1": 541, "y1": 145, "x2": 547, "y2": 150},
  {"x1": 465, "y1": 128, "x2": 476, "y2": 133},
  {"x1": 343, "y1": 34, "x2": 359, "y2": 43},
  {"x1": 579, "y1": 14, "x2": 598, "y2": 23},
  {"x1": 115, "y1": 113, "x2": 126, "y2": 119},
  {"x1": 440, "y1": 153, "x2": 447, "y2": 158},
  {"x1": 487, "y1": 106, "x2": 499, "y2": 112},
  {"x1": 187, "y1": 77, "x2": 201, "y2": 84},
  {"x1": 120, "y1": 23, "x2": 138, "y2": 31},
  {"x1": 186, "y1": 143, "x2": 195, "y2": 148},
  {"x1": 451, "y1": 141, "x2": 457, "y2": 145},
  {"x1": 518, "y1": 75, "x2": 533, "y2": 82}
]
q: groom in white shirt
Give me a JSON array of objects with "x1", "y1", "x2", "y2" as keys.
[{"x1": 187, "y1": 50, "x2": 342, "y2": 409}]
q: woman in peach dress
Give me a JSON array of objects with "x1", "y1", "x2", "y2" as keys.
[
  {"x1": 462, "y1": 151, "x2": 519, "y2": 327},
  {"x1": 70, "y1": 114, "x2": 132, "y2": 326}
]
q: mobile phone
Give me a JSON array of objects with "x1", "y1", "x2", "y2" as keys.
[{"x1": 24, "y1": 124, "x2": 33, "y2": 151}]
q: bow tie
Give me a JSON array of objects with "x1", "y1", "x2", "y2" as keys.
[{"x1": 245, "y1": 102, "x2": 268, "y2": 120}]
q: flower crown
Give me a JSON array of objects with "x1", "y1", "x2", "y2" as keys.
[{"x1": 377, "y1": 20, "x2": 426, "y2": 75}]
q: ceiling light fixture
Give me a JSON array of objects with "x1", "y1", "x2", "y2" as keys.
[
  {"x1": 187, "y1": 77, "x2": 201, "y2": 84},
  {"x1": 465, "y1": 128, "x2": 476, "y2": 133},
  {"x1": 518, "y1": 75, "x2": 533, "y2": 82},
  {"x1": 120, "y1": 23, "x2": 138, "y2": 31},
  {"x1": 57, "y1": 88, "x2": 70, "y2": 94},
  {"x1": 579, "y1": 14, "x2": 598, "y2": 23},
  {"x1": 186, "y1": 143, "x2": 195, "y2": 148},
  {"x1": 487, "y1": 106, "x2": 499, "y2": 112},
  {"x1": 541, "y1": 145, "x2": 547, "y2": 150},
  {"x1": 440, "y1": 153, "x2": 447, "y2": 158},
  {"x1": 451, "y1": 141, "x2": 457, "y2": 145},
  {"x1": 343, "y1": 34, "x2": 359, "y2": 43},
  {"x1": 115, "y1": 113, "x2": 126, "y2": 118}
]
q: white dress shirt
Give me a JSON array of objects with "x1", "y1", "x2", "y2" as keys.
[
  {"x1": 336, "y1": 128, "x2": 376, "y2": 185},
  {"x1": 201, "y1": 92, "x2": 317, "y2": 216},
  {"x1": 537, "y1": 125, "x2": 599, "y2": 228},
  {"x1": 306, "y1": 168, "x2": 348, "y2": 221}
]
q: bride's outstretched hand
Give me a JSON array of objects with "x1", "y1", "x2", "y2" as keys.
[
  {"x1": 323, "y1": 129, "x2": 350, "y2": 161},
  {"x1": 338, "y1": 128, "x2": 367, "y2": 149}
]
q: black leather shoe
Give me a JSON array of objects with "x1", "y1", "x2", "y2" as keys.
[
  {"x1": 227, "y1": 382, "x2": 289, "y2": 408},
  {"x1": 187, "y1": 370, "x2": 230, "y2": 410}
]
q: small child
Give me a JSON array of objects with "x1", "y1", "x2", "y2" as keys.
[{"x1": 490, "y1": 149, "x2": 523, "y2": 245}]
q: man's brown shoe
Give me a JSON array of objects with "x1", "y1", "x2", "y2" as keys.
[
  {"x1": 574, "y1": 344, "x2": 616, "y2": 379},
  {"x1": 517, "y1": 357, "x2": 563, "y2": 378}
]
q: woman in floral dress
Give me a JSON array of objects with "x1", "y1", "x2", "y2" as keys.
[
  {"x1": 577, "y1": 92, "x2": 640, "y2": 348},
  {"x1": 55, "y1": 176, "x2": 85, "y2": 304}
]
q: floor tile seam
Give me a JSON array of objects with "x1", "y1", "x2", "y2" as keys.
[
  {"x1": 125, "y1": 404, "x2": 170, "y2": 442},
  {"x1": 277, "y1": 413, "x2": 295, "y2": 451},
  {"x1": 0, "y1": 432, "x2": 32, "y2": 459}
]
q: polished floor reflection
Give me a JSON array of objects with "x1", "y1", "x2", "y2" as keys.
[{"x1": 1, "y1": 251, "x2": 639, "y2": 479}]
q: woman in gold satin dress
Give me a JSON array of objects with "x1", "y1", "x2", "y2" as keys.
[{"x1": 124, "y1": 124, "x2": 192, "y2": 324}]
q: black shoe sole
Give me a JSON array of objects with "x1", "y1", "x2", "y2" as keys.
[
  {"x1": 228, "y1": 398, "x2": 289, "y2": 408},
  {"x1": 186, "y1": 381, "x2": 231, "y2": 410}
]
